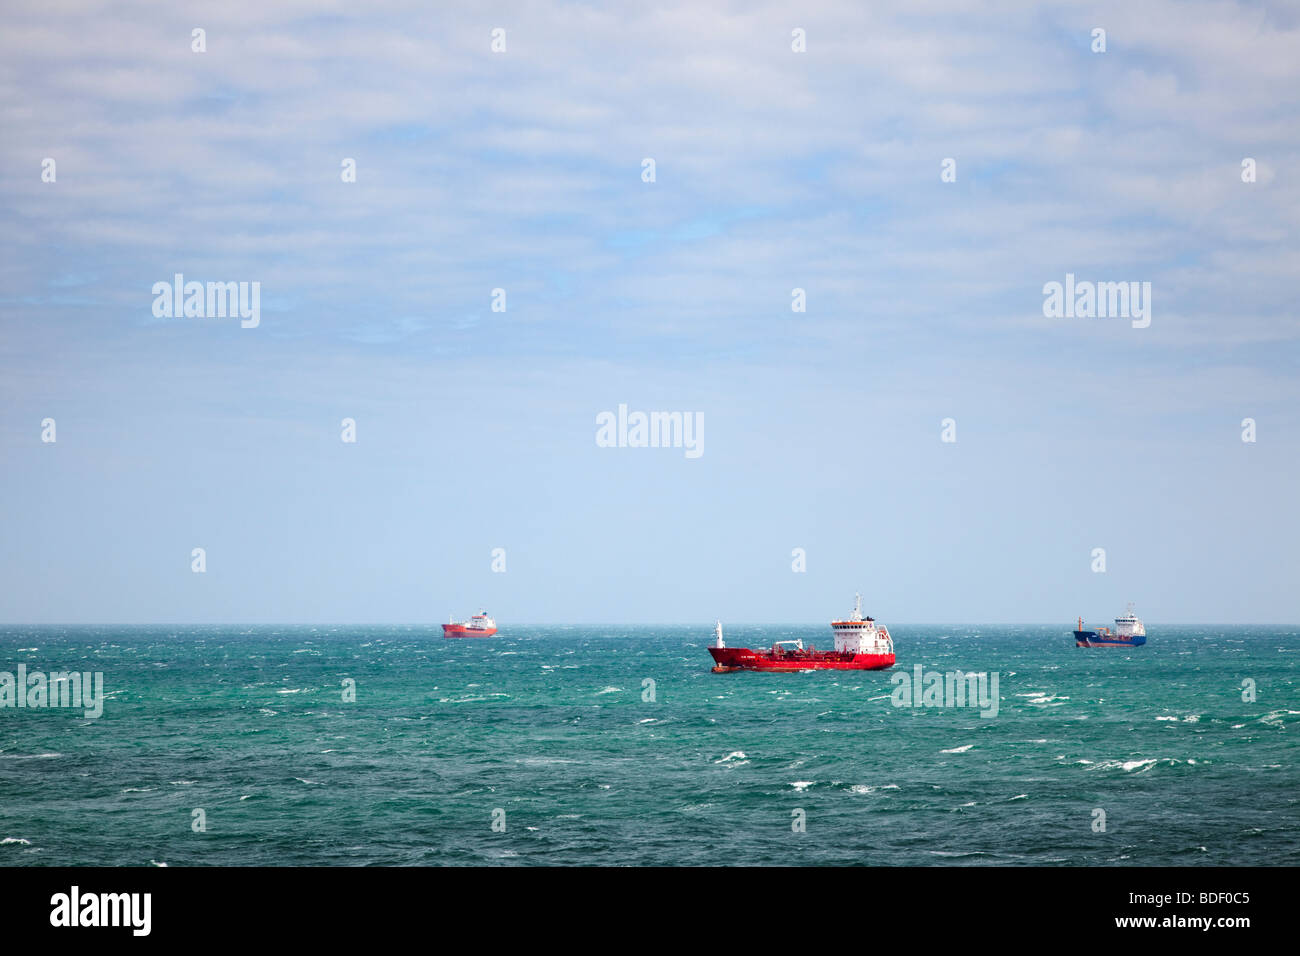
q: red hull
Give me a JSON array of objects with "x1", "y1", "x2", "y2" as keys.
[
  {"x1": 443, "y1": 624, "x2": 497, "y2": 638},
  {"x1": 708, "y1": 646, "x2": 894, "y2": 672}
]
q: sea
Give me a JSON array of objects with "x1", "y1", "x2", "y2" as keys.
[{"x1": 1, "y1": 625, "x2": 1296, "y2": 866}]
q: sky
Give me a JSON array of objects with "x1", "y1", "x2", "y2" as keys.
[{"x1": 1, "y1": 0, "x2": 1298, "y2": 625}]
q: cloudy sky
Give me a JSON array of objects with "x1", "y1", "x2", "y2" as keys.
[{"x1": 1, "y1": 0, "x2": 1298, "y2": 624}]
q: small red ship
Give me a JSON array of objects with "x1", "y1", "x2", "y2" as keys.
[
  {"x1": 708, "y1": 594, "x2": 895, "y2": 672},
  {"x1": 442, "y1": 610, "x2": 497, "y2": 638}
]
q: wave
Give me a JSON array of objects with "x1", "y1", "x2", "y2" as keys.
[
  {"x1": 1120, "y1": 759, "x2": 1156, "y2": 772},
  {"x1": 0, "y1": 752, "x2": 61, "y2": 760},
  {"x1": 1087, "y1": 758, "x2": 1158, "y2": 773},
  {"x1": 1259, "y1": 709, "x2": 1300, "y2": 728},
  {"x1": 941, "y1": 744, "x2": 976, "y2": 753}
]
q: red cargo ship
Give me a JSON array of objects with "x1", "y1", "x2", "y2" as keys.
[
  {"x1": 442, "y1": 610, "x2": 497, "y2": 638},
  {"x1": 708, "y1": 594, "x2": 895, "y2": 672}
]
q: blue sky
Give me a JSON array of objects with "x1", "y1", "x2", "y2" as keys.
[{"x1": 2, "y1": 0, "x2": 1298, "y2": 624}]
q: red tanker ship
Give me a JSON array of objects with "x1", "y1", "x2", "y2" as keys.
[
  {"x1": 443, "y1": 610, "x2": 498, "y2": 638},
  {"x1": 708, "y1": 594, "x2": 895, "y2": 672}
]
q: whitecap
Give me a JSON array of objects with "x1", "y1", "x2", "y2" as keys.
[
  {"x1": 941, "y1": 743, "x2": 976, "y2": 753},
  {"x1": 1122, "y1": 758, "x2": 1158, "y2": 772}
]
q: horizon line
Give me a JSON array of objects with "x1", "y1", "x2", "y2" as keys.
[{"x1": 2, "y1": 621, "x2": 1296, "y2": 629}]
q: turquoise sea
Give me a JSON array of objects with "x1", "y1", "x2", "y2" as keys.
[{"x1": 1, "y1": 625, "x2": 1296, "y2": 866}]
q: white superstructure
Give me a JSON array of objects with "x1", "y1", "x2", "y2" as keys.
[
  {"x1": 449, "y1": 611, "x2": 496, "y2": 631},
  {"x1": 1113, "y1": 603, "x2": 1145, "y2": 638},
  {"x1": 830, "y1": 593, "x2": 894, "y2": 655}
]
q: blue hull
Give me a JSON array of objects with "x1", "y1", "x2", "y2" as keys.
[{"x1": 1074, "y1": 630, "x2": 1145, "y2": 647}]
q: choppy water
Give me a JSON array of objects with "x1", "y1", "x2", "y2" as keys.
[{"x1": 1, "y1": 625, "x2": 1296, "y2": 865}]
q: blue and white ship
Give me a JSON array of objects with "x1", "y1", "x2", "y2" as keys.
[{"x1": 1074, "y1": 604, "x2": 1146, "y2": 647}]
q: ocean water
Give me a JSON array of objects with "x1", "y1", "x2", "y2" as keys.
[{"x1": 1, "y1": 624, "x2": 1296, "y2": 866}]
